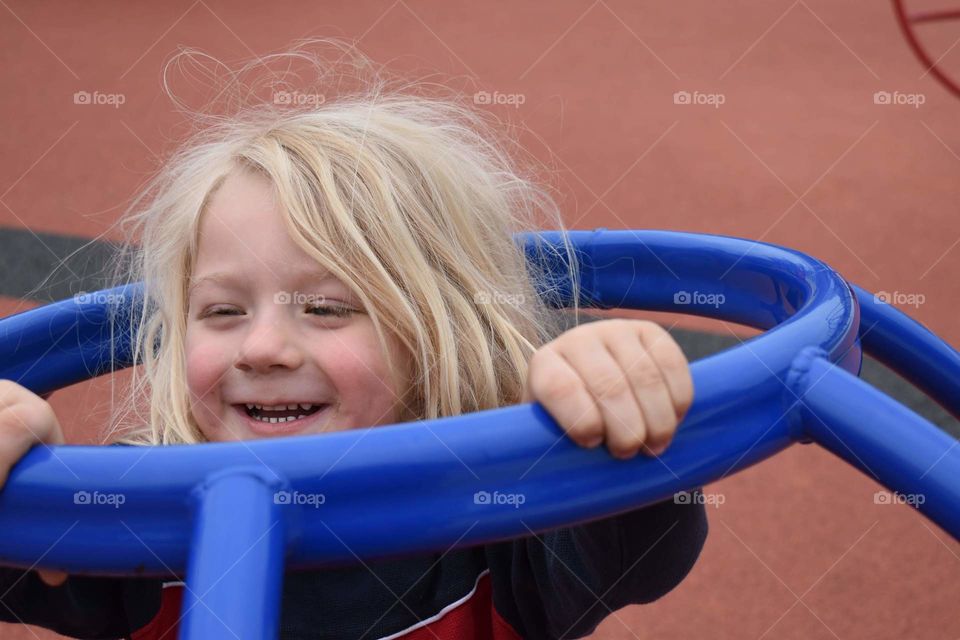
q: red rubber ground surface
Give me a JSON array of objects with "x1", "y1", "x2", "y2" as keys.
[{"x1": 2, "y1": 1, "x2": 959, "y2": 638}]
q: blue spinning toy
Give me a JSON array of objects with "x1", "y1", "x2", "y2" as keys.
[{"x1": 0, "y1": 229, "x2": 958, "y2": 639}]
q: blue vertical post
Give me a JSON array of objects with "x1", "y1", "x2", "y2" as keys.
[{"x1": 180, "y1": 468, "x2": 287, "y2": 640}]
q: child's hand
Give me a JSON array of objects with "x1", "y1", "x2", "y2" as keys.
[
  {"x1": 0, "y1": 381, "x2": 69, "y2": 586},
  {"x1": 521, "y1": 319, "x2": 693, "y2": 459}
]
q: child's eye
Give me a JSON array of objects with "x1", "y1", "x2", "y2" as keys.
[
  {"x1": 306, "y1": 304, "x2": 353, "y2": 318},
  {"x1": 202, "y1": 306, "x2": 242, "y2": 318},
  {"x1": 195, "y1": 304, "x2": 352, "y2": 319}
]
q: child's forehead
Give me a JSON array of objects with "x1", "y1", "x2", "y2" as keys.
[{"x1": 188, "y1": 264, "x2": 348, "y2": 295}]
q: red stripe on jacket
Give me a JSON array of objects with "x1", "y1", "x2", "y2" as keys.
[{"x1": 130, "y1": 573, "x2": 523, "y2": 640}]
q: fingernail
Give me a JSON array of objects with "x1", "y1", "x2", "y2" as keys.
[{"x1": 648, "y1": 443, "x2": 668, "y2": 456}]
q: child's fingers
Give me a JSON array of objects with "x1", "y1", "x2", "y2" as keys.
[
  {"x1": 638, "y1": 323, "x2": 694, "y2": 422},
  {"x1": 552, "y1": 340, "x2": 648, "y2": 458},
  {"x1": 0, "y1": 385, "x2": 65, "y2": 490},
  {"x1": 526, "y1": 347, "x2": 605, "y2": 448},
  {"x1": 601, "y1": 325, "x2": 678, "y2": 455}
]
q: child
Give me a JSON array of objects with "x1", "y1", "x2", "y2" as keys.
[{"x1": 0, "y1": 40, "x2": 706, "y2": 639}]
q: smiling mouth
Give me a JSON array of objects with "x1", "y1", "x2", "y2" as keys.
[{"x1": 240, "y1": 403, "x2": 327, "y2": 424}]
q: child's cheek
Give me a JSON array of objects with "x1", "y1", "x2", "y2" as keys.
[
  {"x1": 185, "y1": 342, "x2": 230, "y2": 404},
  {"x1": 323, "y1": 328, "x2": 408, "y2": 428}
]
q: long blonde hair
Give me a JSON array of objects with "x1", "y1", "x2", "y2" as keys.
[{"x1": 104, "y1": 38, "x2": 582, "y2": 445}]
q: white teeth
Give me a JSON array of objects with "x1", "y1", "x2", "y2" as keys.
[
  {"x1": 253, "y1": 403, "x2": 318, "y2": 411},
  {"x1": 249, "y1": 414, "x2": 313, "y2": 424},
  {"x1": 244, "y1": 403, "x2": 328, "y2": 424}
]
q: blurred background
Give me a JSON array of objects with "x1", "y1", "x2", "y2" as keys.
[{"x1": 1, "y1": 1, "x2": 959, "y2": 638}]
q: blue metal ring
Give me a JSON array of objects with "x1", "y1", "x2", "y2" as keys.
[
  {"x1": 0, "y1": 228, "x2": 865, "y2": 574},
  {"x1": 0, "y1": 229, "x2": 957, "y2": 640}
]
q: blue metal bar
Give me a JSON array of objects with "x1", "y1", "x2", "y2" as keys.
[
  {"x1": 0, "y1": 285, "x2": 142, "y2": 394},
  {"x1": 851, "y1": 283, "x2": 960, "y2": 420},
  {"x1": 795, "y1": 355, "x2": 960, "y2": 538},
  {"x1": 181, "y1": 467, "x2": 286, "y2": 640},
  {"x1": 0, "y1": 230, "x2": 863, "y2": 577}
]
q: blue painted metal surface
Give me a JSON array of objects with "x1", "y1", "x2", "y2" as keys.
[
  {"x1": 794, "y1": 354, "x2": 960, "y2": 538},
  {"x1": 850, "y1": 283, "x2": 960, "y2": 420},
  {"x1": 181, "y1": 467, "x2": 287, "y2": 639},
  {"x1": 0, "y1": 229, "x2": 956, "y2": 640}
]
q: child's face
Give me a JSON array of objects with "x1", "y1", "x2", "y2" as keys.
[{"x1": 184, "y1": 169, "x2": 409, "y2": 442}]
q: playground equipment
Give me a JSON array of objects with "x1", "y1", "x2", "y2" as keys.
[
  {"x1": 894, "y1": 0, "x2": 960, "y2": 98},
  {"x1": 0, "y1": 229, "x2": 958, "y2": 640}
]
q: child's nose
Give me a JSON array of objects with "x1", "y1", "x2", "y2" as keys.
[{"x1": 234, "y1": 318, "x2": 305, "y2": 373}]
